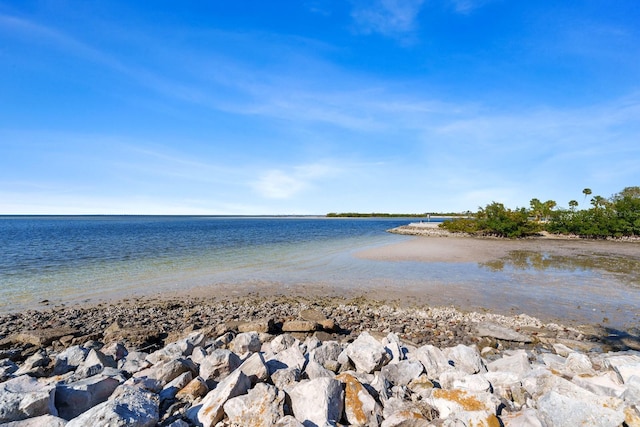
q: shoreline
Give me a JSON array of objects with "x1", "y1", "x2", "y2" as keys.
[{"x1": 1, "y1": 293, "x2": 636, "y2": 355}]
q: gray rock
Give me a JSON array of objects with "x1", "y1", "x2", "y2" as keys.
[
  {"x1": 309, "y1": 341, "x2": 342, "y2": 371},
  {"x1": 186, "y1": 369, "x2": 251, "y2": 427},
  {"x1": 305, "y1": 359, "x2": 335, "y2": 379},
  {"x1": 270, "y1": 334, "x2": 299, "y2": 353},
  {"x1": 0, "y1": 360, "x2": 18, "y2": 382},
  {"x1": 75, "y1": 348, "x2": 117, "y2": 379},
  {"x1": 189, "y1": 346, "x2": 208, "y2": 365},
  {"x1": 271, "y1": 367, "x2": 301, "y2": 391},
  {"x1": 14, "y1": 351, "x2": 50, "y2": 377},
  {"x1": 381, "y1": 359, "x2": 424, "y2": 387},
  {"x1": 0, "y1": 376, "x2": 57, "y2": 423},
  {"x1": 101, "y1": 342, "x2": 128, "y2": 362},
  {"x1": 289, "y1": 377, "x2": 344, "y2": 427},
  {"x1": 53, "y1": 346, "x2": 88, "y2": 375},
  {"x1": 223, "y1": 383, "x2": 285, "y2": 427},
  {"x1": 475, "y1": 322, "x2": 532, "y2": 343},
  {"x1": 133, "y1": 358, "x2": 195, "y2": 387},
  {"x1": 65, "y1": 385, "x2": 159, "y2": 427},
  {"x1": 119, "y1": 351, "x2": 150, "y2": 374},
  {"x1": 452, "y1": 373, "x2": 492, "y2": 393},
  {"x1": 345, "y1": 332, "x2": 391, "y2": 374},
  {"x1": 0, "y1": 414, "x2": 67, "y2": 427},
  {"x1": 199, "y1": 349, "x2": 242, "y2": 383},
  {"x1": 229, "y1": 332, "x2": 261, "y2": 354},
  {"x1": 159, "y1": 371, "x2": 193, "y2": 402},
  {"x1": 55, "y1": 375, "x2": 120, "y2": 420}
]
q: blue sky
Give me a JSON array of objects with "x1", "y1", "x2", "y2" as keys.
[{"x1": 1, "y1": 1, "x2": 638, "y2": 214}]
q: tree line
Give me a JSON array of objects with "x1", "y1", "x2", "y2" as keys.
[{"x1": 440, "y1": 186, "x2": 640, "y2": 239}]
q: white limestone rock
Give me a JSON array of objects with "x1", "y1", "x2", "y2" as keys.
[
  {"x1": 500, "y1": 408, "x2": 544, "y2": 427},
  {"x1": 345, "y1": 332, "x2": 391, "y2": 374},
  {"x1": 0, "y1": 376, "x2": 57, "y2": 423},
  {"x1": 14, "y1": 351, "x2": 50, "y2": 377},
  {"x1": 289, "y1": 377, "x2": 344, "y2": 427},
  {"x1": 381, "y1": 359, "x2": 424, "y2": 387},
  {"x1": 238, "y1": 352, "x2": 269, "y2": 385},
  {"x1": 270, "y1": 345, "x2": 307, "y2": 372},
  {"x1": 411, "y1": 344, "x2": 452, "y2": 379},
  {"x1": 229, "y1": 332, "x2": 261, "y2": 354},
  {"x1": 65, "y1": 385, "x2": 159, "y2": 427},
  {"x1": 537, "y1": 390, "x2": 625, "y2": 427},
  {"x1": 309, "y1": 341, "x2": 342, "y2": 371},
  {"x1": 55, "y1": 375, "x2": 120, "y2": 420},
  {"x1": 445, "y1": 344, "x2": 486, "y2": 375},
  {"x1": 380, "y1": 397, "x2": 431, "y2": 427},
  {"x1": 427, "y1": 388, "x2": 499, "y2": 427},
  {"x1": 605, "y1": 354, "x2": 640, "y2": 384},
  {"x1": 119, "y1": 351, "x2": 151, "y2": 375},
  {"x1": 270, "y1": 334, "x2": 299, "y2": 354},
  {"x1": 199, "y1": 349, "x2": 242, "y2": 383},
  {"x1": 382, "y1": 333, "x2": 405, "y2": 363},
  {"x1": 475, "y1": 322, "x2": 532, "y2": 343},
  {"x1": 275, "y1": 415, "x2": 305, "y2": 427},
  {"x1": 223, "y1": 383, "x2": 285, "y2": 427},
  {"x1": 305, "y1": 359, "x2": 335, "y2": 380},
  {"x1": 0, "y1": 414, "x2": 68, "y2": 427},
  {"x1": 133, "y1": 358, "x2": 195, "y2": 387},
  {"x1": 186, "y1": 369, "x2": 251, "y2": 427},
  {"x1": 452, "y1": 373, "x2": 492, "y2": 393},
  {"x1": 159, "y1": 371, "x2": 193, "y2": 402},
  {"x1": 337, "y1": 372, "x2": 382, "y2": 426},
  {"x1": 53, "y1": 346, "x2": 88, "y2": 375},
  {"x1": 74, "y1": 348, "x2": 117, "y2": 379},
  {"x1": 271, "y1": 367, "x2": 301, "y2": 391},
  {"x1": 487, "y1": 350, "x2": 531, "y2": 379}
]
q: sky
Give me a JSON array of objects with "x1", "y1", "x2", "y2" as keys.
[{"x1": 1, "y1": 1, "x2": 639, "y2": 215}]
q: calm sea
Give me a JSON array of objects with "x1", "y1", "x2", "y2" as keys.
[{"x1": 1, "y1": 215, "x2": 638, "y2": 330}]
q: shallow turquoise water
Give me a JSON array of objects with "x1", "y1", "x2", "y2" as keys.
[{"x1": 1, "y1": 216, "x2": 638, "y2": 330}]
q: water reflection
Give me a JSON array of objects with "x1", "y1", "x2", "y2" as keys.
[{"x1": 480, "y1": 250, "x2": 640, "y2": 288}]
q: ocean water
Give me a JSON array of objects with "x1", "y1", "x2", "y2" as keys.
[{"x1": 1, "y1": 216, "x2": 639, "y2": 330}]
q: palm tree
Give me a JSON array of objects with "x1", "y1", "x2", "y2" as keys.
[
  {"x1": 582, "y1": 188, "x2": 592, "y2": 201},
  {"x1": 568, "y1": 200, "x2": 578, "y2": 212}
]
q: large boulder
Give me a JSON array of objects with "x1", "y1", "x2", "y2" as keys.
[
  {"x1": 345, "y1": 332, "x2": 391, "y2": 374},
  {"x1": 0, "y1": 376, "x2": 57, "y2": 423},
  {"x1": 65, "y1": 385, "x2": 159, "y2": 427},
  {"x1": 55, "y1": 375, "x2": 120, "y2": 420},
  {"x1": 223, "y1": 383, "x2": 285, "y2": 426},
  {"x1": 186, "y1": 369, "x2": 251, "y2": 427},
  {"x1": 289, "y1": 377, "x2": 344, "y2": 427}
]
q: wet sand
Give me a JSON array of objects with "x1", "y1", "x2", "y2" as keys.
[{"x1": 356, "y1": 234, "x2": 640, "y2": 264}]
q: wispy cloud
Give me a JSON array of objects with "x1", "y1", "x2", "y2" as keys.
[
  {"x1": 252, "y1": 163, "x2": 341, "y2": 199},
  {"x1": 351, "y1": 0, "x2": 425, "y2": 38}
]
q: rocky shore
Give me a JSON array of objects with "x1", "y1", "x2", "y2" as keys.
[{"x1": 1, "y1": 295, "x2": 640, "y2": 426}]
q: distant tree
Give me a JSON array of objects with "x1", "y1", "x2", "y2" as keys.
[
  {"x1": 590, "y1": 195, "x2": 607, "y2": 209},
  {"x1": 582, "y1": 188, "x2": 592, "y2": 201},
  {"x1": 541, "y1": 200, "x2": 556, "y2": 221},
  {"x1": 568, "y1": 200, "x2": 578, "y2": 211},
  {"x1": 529, "y1": 198, "x2": 543, "y2": 221}
]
